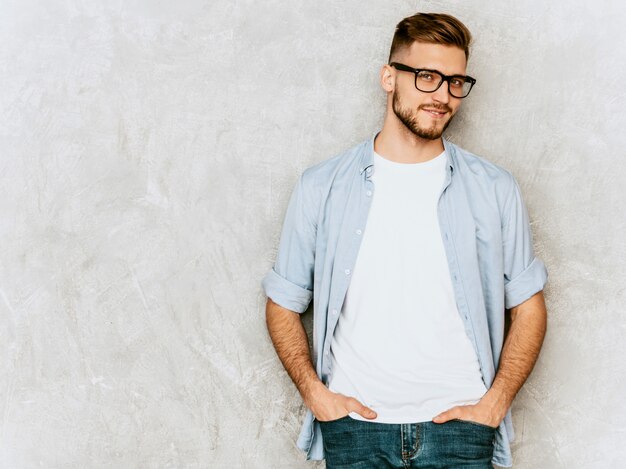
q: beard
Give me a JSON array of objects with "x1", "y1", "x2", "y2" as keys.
[{"x1": 392, "y1": 89, "x2": 454, "y2": 140}]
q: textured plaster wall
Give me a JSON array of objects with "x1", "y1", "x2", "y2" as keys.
[{"x1": 1, "y1": 0, "x2": 624, "y2": 468}]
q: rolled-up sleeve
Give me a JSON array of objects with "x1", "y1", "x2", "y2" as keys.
[
  {"x1": 502, "y1": 173, "x2": 548, "y2": 309},
  {"x1": 262, "y1": 173, "x2": 316, "y2": 313}
]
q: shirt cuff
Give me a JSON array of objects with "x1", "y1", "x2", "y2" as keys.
[
  {"x1": 504, "y1": 257, "x2": 548, "y2": 309},
  {"x1": 262, "y1": 267, "x2": 313, "y2": 313}
]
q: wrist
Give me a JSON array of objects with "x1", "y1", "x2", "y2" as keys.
[
  {"x1": 480, "y1": 386, "x2": 511, "y2": 419},
  {"x1": 302, "y1": 378, "x2": 328, "y2": 408}
]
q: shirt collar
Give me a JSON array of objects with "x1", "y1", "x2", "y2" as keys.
[{"x1": 360, "y1": 130, "x2": 455, "y2": 178}]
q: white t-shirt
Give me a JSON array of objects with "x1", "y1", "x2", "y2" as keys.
[{"x1": 327, "y1": 148, "x2": 488, "y2": 423}]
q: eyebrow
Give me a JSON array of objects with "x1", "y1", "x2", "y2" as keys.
[{"x1": 418, "y1": 67, "x2": 468, "y2": 77}]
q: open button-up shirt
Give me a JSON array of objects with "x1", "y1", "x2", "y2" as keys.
[{"x1": 261, "y1": 130, "x2": 548, "y2": 467}]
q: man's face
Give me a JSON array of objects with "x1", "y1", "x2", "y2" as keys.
[{"x1": 390, "y1": 42, "x2": 468, "y2": 140}]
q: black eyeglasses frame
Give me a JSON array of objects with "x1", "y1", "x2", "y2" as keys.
[{"x1": 389, "y1": 62, "x2": 477, "y2": 98}]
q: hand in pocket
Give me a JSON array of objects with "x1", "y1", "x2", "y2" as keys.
[{"x1": 307, "y1": 387, "x2": 377, "y2": 422}]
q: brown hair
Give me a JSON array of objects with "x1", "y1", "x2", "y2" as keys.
[{"x1": 388, "y1": 13, "x2": 473, "y2": 63}]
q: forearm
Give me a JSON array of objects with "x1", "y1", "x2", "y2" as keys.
[
  {"x1": 265, "y1": 298, "x2": 325, "y2": 405},
  {"x1": 482, "y1": 290, "x2": 548, "y2": 417}
]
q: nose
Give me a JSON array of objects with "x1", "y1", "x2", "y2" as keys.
[{"x1": 432, "y1": 79, "x2": 451, "y2": 104}]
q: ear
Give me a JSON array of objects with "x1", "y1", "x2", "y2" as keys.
[{"x1": 380, "y1": 64, "x2": 395, "y2": 93}]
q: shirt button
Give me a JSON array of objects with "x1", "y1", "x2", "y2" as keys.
[
  {"x1": 366, "y1": 167, "x2": 372, "y2": 173},
  {"x1": 325, "y1": 350, "x2": 329, "y2": 356},
  {"x1": 356, "y1": 229, "x2": 362, "y2": 235},
  {"x1": 366, "y1": 190, "x2": 372, "y2": 196},
  {"x1": 345, "y1": 269, "x2": 351, "y2": 275},
  {"x1": 332, "y1": 309, "x2": 338, "y2": 315}
]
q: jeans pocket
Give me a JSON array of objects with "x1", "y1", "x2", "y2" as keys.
[
  {"x1": 444, "y1": 418, "x2": 496, "y2": 462},
  {"x1": 455, "y1": 418, "x2": 498, "y2": 431},
  {"x1": 318, "y1": 414, "x2": 351, "y2": 425}
]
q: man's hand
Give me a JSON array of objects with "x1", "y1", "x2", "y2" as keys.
[
  {"x1": 305, "y1": 380, "x2": 378, "y2": 422},
  {"x1": 431, "y1": 394, "x2": 506, "y2": 429}
]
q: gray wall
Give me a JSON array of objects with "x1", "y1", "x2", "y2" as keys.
[{"x1": 1, "y1": 1, "x2": 624, "y2": 468}]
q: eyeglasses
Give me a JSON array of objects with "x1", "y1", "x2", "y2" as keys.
[{"x1": 389, "y1": 62, "x2": 476, "y2": 98}]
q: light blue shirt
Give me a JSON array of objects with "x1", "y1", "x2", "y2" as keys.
[{"x1": 262, "y1": 130, "x2": 548, "y2": 467}]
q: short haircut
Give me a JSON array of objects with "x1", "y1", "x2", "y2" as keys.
[{"x1": 388, "y1": 12, "x2": 473, "y2": 63}]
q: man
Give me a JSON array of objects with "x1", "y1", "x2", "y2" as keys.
[{"x1": 262, "y1": 12, "x2": 548, "y2": 469}]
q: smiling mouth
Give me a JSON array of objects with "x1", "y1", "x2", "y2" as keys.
[{"x1": 422, "y1": 109, "x2": 448, "y2": 118}]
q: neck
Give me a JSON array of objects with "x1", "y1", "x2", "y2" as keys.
[{"x1": 374, "y1": 111, "x2": 445, "y2": 164}]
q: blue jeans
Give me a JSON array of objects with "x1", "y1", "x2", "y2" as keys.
[{"x1": 319, "y1": 416, "x2": 496, "y2": 468}]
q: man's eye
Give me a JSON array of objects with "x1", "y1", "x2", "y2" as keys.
[
  {"x1": 451, "y1": 78, "x2": 466, "y2": 87},
  {"x1": 417, "y1": 72, "x2": 434, "y2": 81}
]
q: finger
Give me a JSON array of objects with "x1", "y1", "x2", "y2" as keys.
[
  {"x1": 432, "y1": 406, "x2": 460, "y2": 423},
  {"x1": 348, "y1": 397, "x2": 377, "y2": 419}
]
